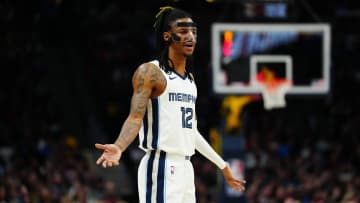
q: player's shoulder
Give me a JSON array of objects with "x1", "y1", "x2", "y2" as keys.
[
  {"x1": 134, "y1": 60, "x2": 166, "y2": 97},
  {"x1": 132, "y1": 59, "x2": 166, "y2": 88},
  {"x1": 135, "y1": 60, "x2": 162, "y2": 74}
]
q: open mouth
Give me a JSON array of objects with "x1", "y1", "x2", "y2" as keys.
[{"x1": 184, "y1": 42, "x2": 194, "y2": 47}]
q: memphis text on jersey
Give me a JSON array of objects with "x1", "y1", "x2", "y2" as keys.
[{"x1": 168, "y1": 92, "x2": 196, "y2": 104}]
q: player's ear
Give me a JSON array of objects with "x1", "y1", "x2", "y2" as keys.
[{"x1": 163, "y1": 32, "x2": 171, "y2": 42}]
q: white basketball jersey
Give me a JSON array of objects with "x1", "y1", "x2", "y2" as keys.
[{"x1": 139, "y1": 60, "x2": 197, "y2": 156}]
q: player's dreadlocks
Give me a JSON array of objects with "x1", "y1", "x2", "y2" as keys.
[{"x1": 153, "y1": 6, "x2": 195, "y2": 81}]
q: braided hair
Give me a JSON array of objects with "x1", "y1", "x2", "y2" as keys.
[{"x1": 153, "y1": 6, "x2": 195, "y2": 81}]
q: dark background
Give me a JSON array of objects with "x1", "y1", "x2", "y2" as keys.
[{"x1": 1, "y1": 0, "x2": 359, "y2": 203}]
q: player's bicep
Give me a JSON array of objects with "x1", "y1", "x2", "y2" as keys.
[{"x1": 129, "y1": 64, "x2": 157, "y2": 119}]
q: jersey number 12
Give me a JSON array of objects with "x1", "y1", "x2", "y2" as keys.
[{"x1": 181, "y1": 107, "x2": 193, "y2": 129}]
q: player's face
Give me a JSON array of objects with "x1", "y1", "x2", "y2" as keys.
[{"x1": 168, "y1": 18, "x2": 197, "y2": 56}]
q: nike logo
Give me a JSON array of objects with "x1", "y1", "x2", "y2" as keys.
[{"x1": 169, "y1": 76, "x2": 176, "y2": 80}]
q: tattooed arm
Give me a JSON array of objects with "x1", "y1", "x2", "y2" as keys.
[{"x1": 95, "y1": 63, "x2": 166, "y2": 168}]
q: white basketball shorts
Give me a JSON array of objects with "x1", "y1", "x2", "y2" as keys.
[{"x1": 137, "y1": 150, "x2": 195, "y2": 203}]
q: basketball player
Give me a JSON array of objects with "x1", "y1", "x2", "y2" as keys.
[{"x1": 95, "y1": 6, "x2": 246, "y2": 203}]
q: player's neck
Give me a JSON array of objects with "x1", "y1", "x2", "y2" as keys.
[{"x1": 168, "y1": 53, "x2": 187, "y2": 76}]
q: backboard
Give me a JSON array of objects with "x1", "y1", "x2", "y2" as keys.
[{"x1": 211, "y1": 23, "x2": 331, "y2": 95}]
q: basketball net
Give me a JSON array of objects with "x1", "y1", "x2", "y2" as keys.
[{"x1": 257, "y1": 79, "x2": 292, "y2": 110}]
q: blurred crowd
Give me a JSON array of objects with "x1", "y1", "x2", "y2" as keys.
[
  {"x1": 1, "y1": 0, "x2": 360, "y2": 203},
  {"x1": 237, "y1": 99, "x2": 360, "y2": 203},
  {"x1": 0, "y1": 138, "x2": 128, "y2": 203}
]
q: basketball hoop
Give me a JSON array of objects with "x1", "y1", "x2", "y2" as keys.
[{"x1": 257, "y1": 79, "x2": 292, "y2": 110}]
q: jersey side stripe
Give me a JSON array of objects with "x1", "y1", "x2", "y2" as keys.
[
  {"x1": 151, "y1": 99, "x2": 159, "y2": 149},
  {"x1": 156, "y1": 151, "x2": 166, "y2": 203},
  {"x1": 146, "y1": 151, "x2": 156, "y2": 203},
  {"x1": 142, "y1": 109, "x2": 148, "y2": 149}
]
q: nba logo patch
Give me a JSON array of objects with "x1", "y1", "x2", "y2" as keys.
[{"x1": 170, "y1": 165, "x2": 175, "y2": 175}]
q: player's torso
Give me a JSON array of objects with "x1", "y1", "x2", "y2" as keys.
[{"x1": 139, "y1": 60, "x2": 197, "y2": 156}]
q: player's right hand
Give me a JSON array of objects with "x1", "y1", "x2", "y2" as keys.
[{"x1": 95, "y1": 143, "x2": 122, "y2": 168}]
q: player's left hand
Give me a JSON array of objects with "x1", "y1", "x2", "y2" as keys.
[{"x1": 222, "y1": 163, "x2": 246, "y2": 192}]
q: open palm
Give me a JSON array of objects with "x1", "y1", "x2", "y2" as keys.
[{"x1": 95, "y1": 143, "x2": 122, "y2": 168}]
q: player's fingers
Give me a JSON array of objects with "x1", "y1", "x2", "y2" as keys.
[
  {"x1": 233, "y1": 180, "x2": 245, "y2": 191},
  {"x1": 231, "y1": 183, "x2": 243, "y2": 191},
  {"x1": 236, "y1": 186, "x2": 245, "y2": 191},
  {"x1": 107, "y1": 162, "x2": 113, "y2": 167},
  {"x1": 102, "y1": 160, "x2": 108, "y2": 168},
  {"x1": 96, "y1": 156, "x2": 105, "y2": 165},
  {"x1": 95, "y1": 143, "x2": 107, "y2": 150},
  {"x1": 113, "y1": 161, "x2": 119, "y2": 166},
  {"x1": 236, "y1": 179, "x2": 245, "y2": 184},
  {"x1": 237, "y1": 184, "x2": 245, "y2": 191}
]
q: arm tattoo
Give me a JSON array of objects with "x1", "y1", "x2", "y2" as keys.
[{"x1": 114, "y1": 64, "x2": 156, "y2": 151}]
